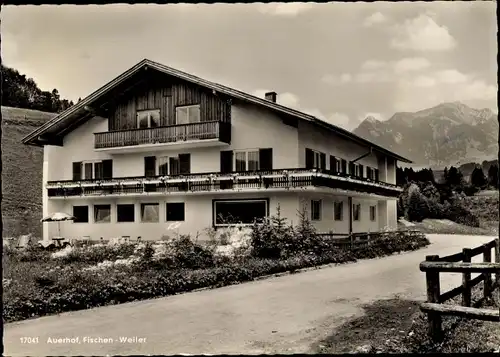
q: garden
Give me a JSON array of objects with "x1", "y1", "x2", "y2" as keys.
[{"x1": 3, "y1": 208, "x2": 430, "y2": 323}]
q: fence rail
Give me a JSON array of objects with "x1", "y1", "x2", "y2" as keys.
[
  {"x1": 317, "y1": 229, "x2": 422, "y2": 250},
  {"x1": 419, "y1": 238, "x2": 500, "y2": 342}
]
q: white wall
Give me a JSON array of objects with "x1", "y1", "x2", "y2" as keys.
[
  {"x1": 297, "y1": 193, "x2": 379, "y2": 233},
  {"x1": 44, "y1": 192, "x2": 300, "y2": 241},
  {"x1": 298, "y1": 121, "x2": 378, "y2": 171}
]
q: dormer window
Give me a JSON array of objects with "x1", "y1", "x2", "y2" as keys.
[
  {"x1": 137, "y1": 109, "x2": 160, "y2": 129},
  {"x1": 176, "y1": 105, "x2": 201, "y2": 124}
]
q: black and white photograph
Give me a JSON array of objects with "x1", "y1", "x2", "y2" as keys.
[{"x1": 1, "y1": 1, "x2": 499, "y2": 355}]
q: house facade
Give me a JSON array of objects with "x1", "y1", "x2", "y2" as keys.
[{"x1": 23, "y1": 59, "x2": 411, "y2": 241}]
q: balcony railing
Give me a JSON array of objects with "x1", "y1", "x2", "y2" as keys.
[
  {"x1": 94, "y1": 121, "x2": 231, "y2": 149},
  {"x1": 47, "y1": 168, "x2": 402, "y2": 198}
]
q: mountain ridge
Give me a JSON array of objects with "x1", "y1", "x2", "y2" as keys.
[{"x1": 353, "y1": 102, "x2": 498, "y2": 168}]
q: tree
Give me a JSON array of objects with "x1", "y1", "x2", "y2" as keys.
[
  {"x1": 1, "y1": 64, "x2": 72, "y2": 113},
  {"x1": 407, "y1": 191, "x2": 429, "y2": 222},
  {"x1": 445, "y1": 166, "x2": 465, "y2": 191},
  {"x1": 470, "y1": 167, "x2": 487, "y2": 189},
  {"x1": 488, "y1": 164, "x2": 499, "y2": 189}
]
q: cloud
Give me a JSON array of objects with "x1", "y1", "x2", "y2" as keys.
[
  {"x1": 257, "y1": 2, "x2": 314, "y2": 16},
  {"x1": 433, "y1": 69, "x2": 468, "y2": 84},
  {"x1": 321, "y1": 73, "x2": 351, "y2": 85},
  {"x1": 252, "y1": 89, "x2": 353, "y2": 129},
  {"x1": 335, "y1": 57, "x2": 432, "y2": 84},
  {"x1": 412, "y1": 75, "x2": 437, "y2": 88},
  {"x1": 390, "y1": 13, "x2": 457, "y2": 51},
  {"x1": 363, "y1": 12, "x2": 387, "y2": 27},
  {"x1": 393, "y1": 57, "x2": 431, "y2": 74},
  {"x1": 357, "y1": 112, "x2": 384, "y2": 124},
  {"x1": 360, "y1": 60, "x2": 387, "y2": 71}
]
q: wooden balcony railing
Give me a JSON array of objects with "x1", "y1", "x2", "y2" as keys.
[
  {"x1": 47, "y1": 168, "x2": 403, "y2": 198},
  {"x1": 94, "y1": 121, "x2": 231, "y2": 149}
]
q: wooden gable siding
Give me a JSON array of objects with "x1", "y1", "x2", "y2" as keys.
[{"x1": 109, "y1": 79, "x2": 229, "y2": 131}]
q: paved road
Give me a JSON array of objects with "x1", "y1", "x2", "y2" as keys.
[{"x1": 4, "y1": 234, "x2": 496, "y2": 356}]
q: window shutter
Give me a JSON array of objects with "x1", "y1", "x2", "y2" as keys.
[
  {"x1": 259, "y1": 148, "x2": 273, "y2": 171},
  {"x1": 220, "y1": 150, "x2": 233, "y2": 173},
  {"x1": 179, "y1": 153, "x2": 191, "y2": 174},
  {"x1": 305, "y1": 148, "x2": 314, "y2": 169},
  {"x1": 72, "y1": 162, "x2": 82, "y2": 181},
  {"x1": 359, "y1": 164, "x2": 364, "y2": 178},
  {"x1": 320, "y1": 153, "x2": 326, "y2": 170},
  {"x1": 144, "y1": 156, "x2": 156, "y2": 177},
  {"x1": 102, "y1": 160, "x2": 113, "y2": 179},
  {"x1": 329, "y1": 155, "x2": 337, "y2": 173},
  {"x1": 341, "y1": 159, "x2": 347, "y2": 173},
  {"x1": 375, "y1": 168, "x2": 379, "y2": 182},
  {"x1": 349, "y1": 161, "x2": 355, "y2": 175}
]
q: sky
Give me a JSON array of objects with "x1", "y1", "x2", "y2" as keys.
[{"x1": 2, "y1": 2, "x2": 497, "y2": 131}]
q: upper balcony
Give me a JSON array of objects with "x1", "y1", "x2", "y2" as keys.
[
  {"x1": 94, "y1": 120, "x2": 231, "y2": 154},
  {"x1": 46, "y1": 167, "x2": 403, "y2": 199}
]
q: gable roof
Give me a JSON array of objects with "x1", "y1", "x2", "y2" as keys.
[{"x1": 22, "y1": 58, "x2": 412, "y2": 163}]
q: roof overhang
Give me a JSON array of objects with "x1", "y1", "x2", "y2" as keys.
[{"x1": 22, "y1": 58, "x2": 412, "y2": 163}]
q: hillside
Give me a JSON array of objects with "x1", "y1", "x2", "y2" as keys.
[
  {"x1": 1, "y1": 106, "x2": 57, "y2": 238},
  {"x1": 353, "y1": 102, "x2": 498, "y2": 167}
]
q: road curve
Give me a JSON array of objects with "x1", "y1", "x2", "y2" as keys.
[{"x1": 4, "y1": 234, "x2": 496, "y2": 356}]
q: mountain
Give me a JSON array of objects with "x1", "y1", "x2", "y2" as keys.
[
  {"x1": 1, "y1": 106, "x2": 57, "y2": 238},
  {"x1": 353, "y1": 102, "x2": 499, "y2": 168}
]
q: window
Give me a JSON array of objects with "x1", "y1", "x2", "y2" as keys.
[
  {"x1": 166, "y1": 202, "x2": 185, "y2": 221},
  {"x1": 117, "y1": 204, "x2": 135, "y2": 223},
  {"x1": 370, "y1": 205, "x2": 376, "y2": 221},
  {"x1": 156, "y1": 156, "x2": 180, "y2": 176},
  {"x1": 158, "y1": 157, "x2": 169, "y2": 176},
  {"x1": 73, "y1": 206, "x2": 89, "y2": 223},
  {"x1": 367, "y1": 167, "x2": 373, "y2": 180},
  {"x1": 305, "y1": 148, "x2": 326, "y2": 170},
  {"x1": 176, "y1": 105, "x2": 200, "y2": 124},
  {"x1": 311, "y1": 200, "x2": 322, "y2": 221},
  {"x1": 341, "y1": 159, "x2": 347, "y2": 173},
  {"x1": 80, "y1": 161, "x2": 104, "y2": 180},
  {"x1": 334, "y1": 201, "x2": 343, "y2": 221},
  {"x1": 335, "y1": 158, "x2": 341, "y2": 173},
  {"x1": 141, "y1": 203, "x2": 159, "y2": 223},
  {"x1": 353, "y1": 203, "x2": 361, "y2": 221},
  {"x1": 353, "y1": 164, "x2": 360, "y2": 177},
  {"x1": 94, "y1": 205, "x2": 111, "y2": 223},
  {"x1": 137, "y1": 109, "x2": 160, "y2": 129},
  {"x1": 234, "y1": 150, "x2": 260, "y2": 172},
  {"x1": 214, "y1": 199, "x2": 268, "y2": 226}
]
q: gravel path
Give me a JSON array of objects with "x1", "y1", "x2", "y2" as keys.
[{"x1": 4, "y1": 234, "x2": 496, "y2": 356}]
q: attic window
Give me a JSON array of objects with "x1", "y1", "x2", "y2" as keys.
[{"x1": 137, "y1": 109, "x2": 160, "y2": 129}]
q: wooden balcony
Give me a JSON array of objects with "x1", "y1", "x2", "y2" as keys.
[
  {"x1": 94, "y1": 121, "x2": 231, "y2": 153},
  {"x1": 46, "y1": 168, "x2": 403, "y2": 198}
]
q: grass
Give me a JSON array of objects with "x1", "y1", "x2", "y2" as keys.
[
  {"x1": 1, "y1": 106, "x2": 56, "y2": 238},
  {"x1": 315, "y1": 284, "x2": 500, "y2": 354},
  {"x1": 408, "y1": 218, "x2": 497, "y2": 236}
]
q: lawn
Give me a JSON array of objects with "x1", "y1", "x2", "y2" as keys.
[{"x1": 3, "y1": 225, "x2": 430, "y2": 323}]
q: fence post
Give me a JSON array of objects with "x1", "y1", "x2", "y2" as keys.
[
  {"x1": 483, "y1": 245, "x2": 492, "y2": 300},
  {"x1": 425, "y1": 255, "x2": 442, "y2": 342},
  {"x1": 462, "y1": 248, "x2": 472, "y2": 307}
]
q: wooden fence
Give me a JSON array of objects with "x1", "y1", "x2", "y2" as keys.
[
  {"x1": 317, "y1": 229, "x2": 423, "y2": 250},
  {"x1": 419, "y1": 238, "x2": 500, "y2": 342}
]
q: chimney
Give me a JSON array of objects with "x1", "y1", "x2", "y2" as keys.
[{"x1": 264, "y1": 91, "x2": 277, "y2": 103}]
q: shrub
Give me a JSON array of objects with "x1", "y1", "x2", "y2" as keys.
[
  {"x1": 2, "y1": 230, "x2": 430, "y2": 323},
  {"x1": 444, "y1": 201, "x2": 480, "y2": 227},
  {"x1": 250, "y1": 205, "x2": 294, "y2": 259},
  {"x1": 407, "y1": 191, "x2": 429, "y2": 222}
]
